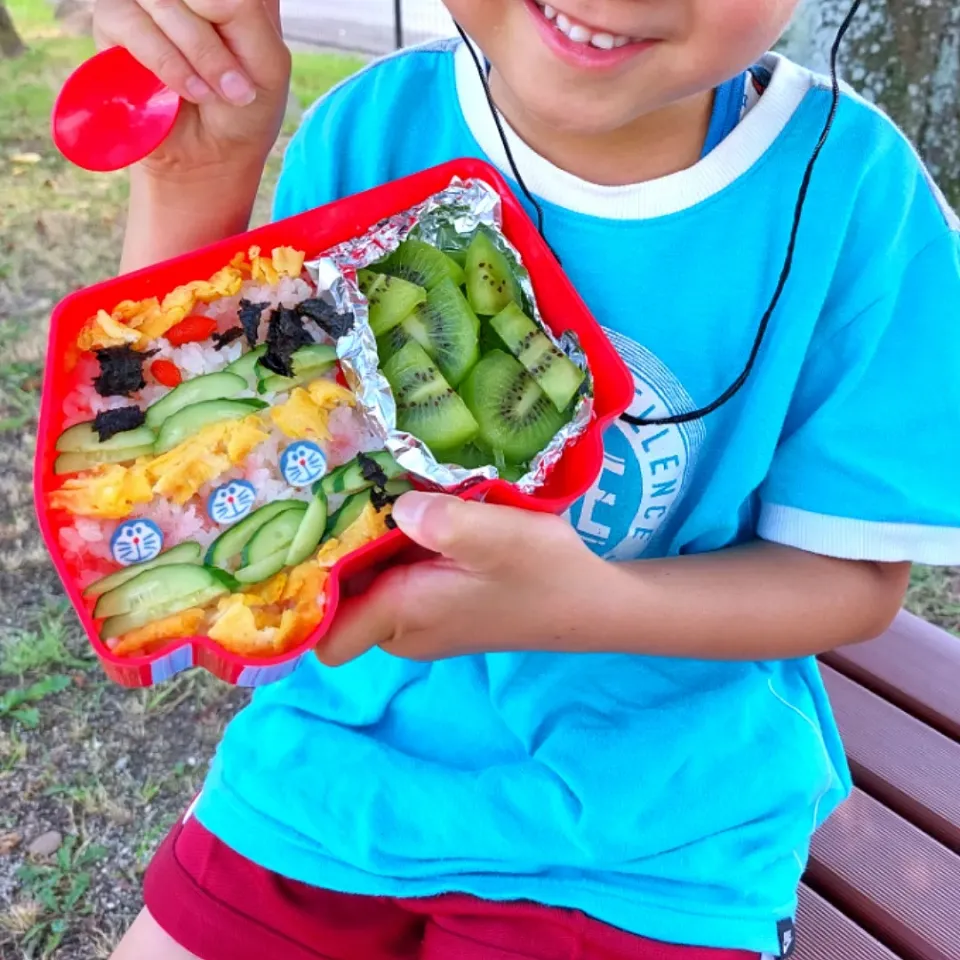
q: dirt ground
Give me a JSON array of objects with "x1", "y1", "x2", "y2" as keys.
[{"x1": 0, "y1": 5, "x2": 957, "y2": 960}]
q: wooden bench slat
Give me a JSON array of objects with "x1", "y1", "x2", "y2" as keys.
[
  {"x1": 807, "y1": 789, "x2": 960, "y2": 960},
  {"x1": 796, "y1": 886, "x2": 901, "y2": 960},
  {"x1": 821, "y1": 611, "x2": 960, "y2": 742},
  {"x1": 821, "y1": 665, "x2": 960, "y2": 853}
]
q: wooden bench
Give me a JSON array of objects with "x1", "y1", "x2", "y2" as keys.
[{"x1": 796, "y1": 610, "x2": 960, "y2": 960}]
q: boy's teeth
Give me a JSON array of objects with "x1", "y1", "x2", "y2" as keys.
[{"x1": 539, "y1": 5, "x2": 633, "y2": 49}]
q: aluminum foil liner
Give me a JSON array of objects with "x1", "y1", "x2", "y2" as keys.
[{"x1": 305, "y1": 177, "x2": 593, "y2": 495}]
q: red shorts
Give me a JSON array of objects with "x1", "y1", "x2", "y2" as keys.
[{"x1": 145, "y1": 811, "x2": 761, "y2": 960}]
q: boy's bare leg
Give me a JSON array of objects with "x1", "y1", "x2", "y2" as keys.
[{"x1": 110, "y1": 909, "x2": 200, "y2": 960}]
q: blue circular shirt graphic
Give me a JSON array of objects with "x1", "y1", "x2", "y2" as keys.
[
  {"x1": 110, "y1": 519, "x2": 164, "y2": 566},
  {"x1": 207, "y1": 480, "x2": 257, "y2": 525},
  {"x1": 280, "y1": 442, "x2": 328, "y2": 487}
]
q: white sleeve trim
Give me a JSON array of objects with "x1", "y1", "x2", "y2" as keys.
[{"x1": 758, "y1": 504, "x2": 960, "y2": 564}]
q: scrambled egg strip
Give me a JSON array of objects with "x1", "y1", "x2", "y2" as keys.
[
  {"x1": 50, "y1": 415, "x2": 269, "y2": 517},
  {"x1": 76, "y1": 246, "x2": 306, "y2": 351},
  {"x1": 270, "y1": 380, "x2": 356, "y2": 442}
]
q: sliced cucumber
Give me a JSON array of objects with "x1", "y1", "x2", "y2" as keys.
[
  {"x1": 83, "y1": 542, "x2": 203, "y2": 597},
  {"x1": 144, "y1": 371, "x2": 248, "y2": 430},
  {"x1": 242, "y1": 509, "x2": 306, "y2": 567},
  {"x1": 255, "y1": 344, "x2": 338, "y2": 395},
  {"x1": 205, "y1": 500, "x2": 307, "y2": 568},
  {"x1": 154, "y1": 398, "x2": 267, "y2": 454},
  {"x1": 94, "y1": 563, "x2": 236, "y2": 620},
  {"x1": 100, "y1": 583, "x2": 227, "y2": 641},
  {"x1": 324, "y1": 489, "x2": 371, "y2": 540},
  {"x1": 224, "y1": 345, "x2": 267, "y2": 384},
  {"x1": 317, "y1": 451, "x2": 406, "y2": 498},
  {"x1": 381, "y1": 478, "x2": 413, "y2": 496},
  {"x1": 54, "y1": 445, "x2": 156, "y2": 475},
  {"x1": 56, "y1": 422, "x2": 155, "y2": 454},
  {"x1": 290, "y1": 344, "x2": 338, "y2": 368},
  {"x1": 234, "y1": 549, "x2": 289, "y2": 585},
  {"x1": 285, "y1": 491, "x2": 328, "y2": 566}
]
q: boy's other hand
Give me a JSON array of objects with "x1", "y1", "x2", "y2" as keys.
[
  {"x1": 315, "y1": 493, "x2": 603, "y2": 667},
  {"x1": 92, "y1": 0, "x2": 291, "y2": 181}
]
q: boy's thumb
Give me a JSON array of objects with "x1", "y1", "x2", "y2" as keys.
[{"x1": 390, "y1": 492, "x2": 522, "y2": 569}]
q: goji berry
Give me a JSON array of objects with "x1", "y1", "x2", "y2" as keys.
[
  {"x1": 150, "y1": 359, "x2": 182, "y2": 387},
  {"x1": 165, "y1": 315, "x2": 217, "y2": 346}
]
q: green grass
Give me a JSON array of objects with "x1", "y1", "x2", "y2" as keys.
[
  {"x1": 0, "y1": 601, "x2": 91, "y2": 676},
  {"x1": 291, "y1": 50, "x2": 367, "y2": 110},
  {"x1": 906, "y1": 565, "x2": 960, "y2": 636},
  {"x1": 15, "y1": 834, "x2": 108, "y2": 959}
]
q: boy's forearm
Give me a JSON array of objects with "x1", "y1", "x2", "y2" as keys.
[
  {"x1": 567, "y1": 541, "x2": 910, "y2": 660},
  {"x1": 121, "y1": 165, "x2": 264, "y2": 274}
]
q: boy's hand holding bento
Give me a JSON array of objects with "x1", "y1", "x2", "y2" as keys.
[
  {"x1": 317, "y1": 491, "x2": 911, "y2": 667},
  {"x1": 93, "y1": 0, "x2": 290, "y2": 266}
]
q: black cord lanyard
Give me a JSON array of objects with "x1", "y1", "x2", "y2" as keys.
[{"x1": 456, "y1": 0, "x2": 863, "y2": 427}]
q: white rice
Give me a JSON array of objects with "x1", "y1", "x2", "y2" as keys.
[{"x1": 62, "y1": 275, "x2": 317, "y2": 423}]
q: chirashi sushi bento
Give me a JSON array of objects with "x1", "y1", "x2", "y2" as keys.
[{"x1": 46, "y1": 201, "x2": 587, "y2": 663}]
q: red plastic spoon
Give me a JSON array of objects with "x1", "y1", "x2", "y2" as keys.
[{"x1": 51, "y1": 46, "x2": 180, "y2": 172}]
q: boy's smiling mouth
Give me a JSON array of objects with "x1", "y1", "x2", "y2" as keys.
[{"x1": 525, "y1": 1, "x2": 657, "y2": 68}]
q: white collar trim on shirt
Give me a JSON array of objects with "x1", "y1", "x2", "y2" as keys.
[{"x1": 453, "y1": 43, "x2": 814, "y2": 220}]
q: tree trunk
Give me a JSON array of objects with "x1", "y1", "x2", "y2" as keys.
[
  {"x1": 0, "y1": 1, "x2": 25, "y2": 58},
  {"x1": 782, "y1": 0, "x2": 960, "y2": 210}
]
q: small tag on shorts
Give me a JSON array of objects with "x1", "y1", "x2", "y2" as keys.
[{"x1": 776, "y1": 918, "x2": 797, "y2": 958}]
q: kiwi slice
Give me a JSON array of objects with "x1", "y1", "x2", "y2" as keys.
[
  {"x1": 376, "y1": 323, "x2": 414, "y2": 364},
  {"x1": 382, "y1": 341, "x2": 479, "y2": 453},
  {"x1": 490, "y1": 303, "x2": 585, "y2": 411},
  {"x1": 357, "y1": 269, "x2": 426, "y2": 337},
  {"x1": 443, "y1": 440, "x2": 494, "y2": 469},
  {"x1": 459, "y1": 350, "x2": 565, "y2": 464},
  {"x1": 374, "y1": 239, "x2": 465, "y2": 290},
  {"x1": 465, "y1": 230, "x2": 522, "y2": 316},
  {"x1": 399, "y1": 278, "x2": 479, "y2": 387}
]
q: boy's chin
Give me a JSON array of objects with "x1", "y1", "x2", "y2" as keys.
[{"x1": 512, "y1": 82, "x2": 647, "y2": 139}]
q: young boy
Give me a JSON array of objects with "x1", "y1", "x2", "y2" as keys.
[{"x1": 96, "y1": 1, "x2": 960, "y2": 958}]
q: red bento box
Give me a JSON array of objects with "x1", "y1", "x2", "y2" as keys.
[{"x1": 34, "y1": 158, "x2": 634, "y2": 689}]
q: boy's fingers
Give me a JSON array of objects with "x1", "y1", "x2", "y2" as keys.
[
  {"x1": 139, "y1": 0, "x2": 255, "y2": 104},
  {"x1": 183, "y1": 0, "x2": 290, "y2": 89},
  {"x1": 96, "y1": 0, "x2": 213, "y2": 103},
  {"x1": 315, "y1": 582, "x2": 401, "y2": 668}
]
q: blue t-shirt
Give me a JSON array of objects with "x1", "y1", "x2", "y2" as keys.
[{"x1": 195, "y1": 40, "x2": 960, "y2": 955}]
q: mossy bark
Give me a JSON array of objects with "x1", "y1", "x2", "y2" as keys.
[
  {"x1": 0, "y1": 1, "x2": 26, "y2": 58},
  {"x1": 782, "y1": 0, "x2": 960, "y2": 210}
]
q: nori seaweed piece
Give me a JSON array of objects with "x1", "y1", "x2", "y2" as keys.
[
  {"x1": 93, "y1": 405, "x2": 146, "y2": 442},
  {"x1": 238, "y1": 299, "x2": 269, "y2": 347},
  {"x1": 93, "y1": 345, "x2": 156, "y2": 397},
  {"x1": 212, "y1": 327, "x2": 244, "y2": 350},
  {"x1": 383, "y1": 513, "x2": 398, "y2": 530},
  {"x1": 260, "y1": 306, "x2": 314, "y2": 378},
  {"x1": 358, "y1": 453, "x2": 389, "y2": 489},
  {"x1": 296, "y1": 298, "x2": 354, "y2": 339},
  {"x1": 371, "y1": 484, "x2": 403, "y2": 513}
]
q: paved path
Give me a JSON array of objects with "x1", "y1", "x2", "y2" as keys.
[{"x1": 281, "y1": 0, "x2": 455, "y2": 54}]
